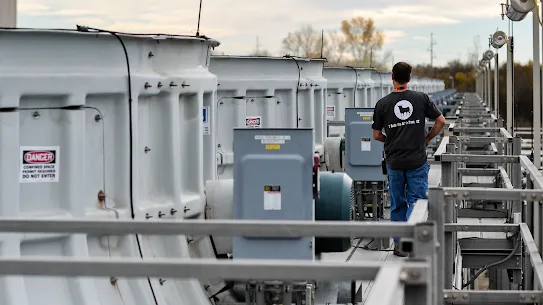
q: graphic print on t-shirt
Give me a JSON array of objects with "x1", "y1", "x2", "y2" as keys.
[{"x1": 394, "y1": 100, "x2": 413, "y2": 121}]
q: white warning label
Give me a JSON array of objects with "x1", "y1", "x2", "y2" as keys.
[
  {"x1": 20, "y1": 146, "x2": 59, "y2": 183},
  {"x1": 326, "y1": 106, "x2": 336, "y2": 118}
]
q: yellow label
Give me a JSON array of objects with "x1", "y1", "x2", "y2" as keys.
[
  {"x1": 265, "y1": 144, "x2": 281, "y2": 150},
  {"x1": 362, "y1": 116, "x2": 371, "y2": 121}
]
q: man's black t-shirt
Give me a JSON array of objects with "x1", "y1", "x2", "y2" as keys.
[{"x1": 371, "y1": 90, "x2": 442, "y2": 170}]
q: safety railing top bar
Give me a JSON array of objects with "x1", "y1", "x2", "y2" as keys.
[{"x1": 0, "y1": 199, "x2": 437, "y2": 305}]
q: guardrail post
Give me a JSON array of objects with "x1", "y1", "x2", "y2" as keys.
[
  {"x1": 442, "y1": 144, "x2": 455, "y2": 292},
  {"x1": 512, "y1": 137, "x2": 522, "y2": 219},
  {"x1": 524, "y1": 222, "x2": 534, "y2": 290},
  {"x1": 406, "y1": 222, "x2": 437, "y2": 305},
  {"x1": 428, "y1": 187, "x2": 444, "y2": 305}
]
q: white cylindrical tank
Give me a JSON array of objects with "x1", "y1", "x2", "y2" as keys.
[
  {"x1": 209, "y1": 56, "x2": 327, "y2": 180},
  {"x1": 410, "y1": 76, "x2": 421, "y2": 92},
  {"x1": 0, "y1": 28, "x2": 218, "y2": 305},
  {"x1": 323, "y1": 67, "x2": 374, "y2": 121},
  {"x1": 369, "y1": 70, "x2": 383, "y2": 107},
  {"x1": 379, "y1": 71, "x2": 393, "y2": 96}
]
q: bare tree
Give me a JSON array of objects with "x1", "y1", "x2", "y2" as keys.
[
  {"x1": 281, "y1": 25, "x2": 322, "y2": 57},
  {"x1": 322, "y1": 31, "x2": 348, "y2": 65}
]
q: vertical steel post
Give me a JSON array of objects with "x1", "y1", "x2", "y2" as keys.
[
  {"x1": 487, "y1": 61, "x2": 492, "y2": 109},
  {"x1": 495, "y1": 53, "x2": 500, "y2": 116},
  {"x1": 443, "y1": 144, "x2": 455, "y2": 292},
  {"x1": 507, "y1": 36, "x2": 514, "y2": 134},
  {"x1": 428, "y1": 188, "x2": 444, "y2": 305},
  {"x1": 372, "y1": 182, "x2": 378, "y2": 221},
  {"x1": 534, "y1": 7, "x2": 542, "y2": 169},
  {"x1": 525, "y1": 173, "x2": 535, "y2": 291},
  {"x1": 483, "y1": 68, "x2": 488, "y2": 105},
  {"x1": 406, "y1": 222, "x2": 437, "y2": 305},
  {"x1": 512, "y1": 137, "x2": 522, "y2": 190}
]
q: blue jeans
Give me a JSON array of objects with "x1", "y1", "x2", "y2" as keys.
[{"x1": 387, "y1": 162, "x2": 430, "y2": 244}]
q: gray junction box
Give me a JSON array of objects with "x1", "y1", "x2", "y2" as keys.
[
  {"x1": 232, "y1": 128, "x2": 315, "y2": 260},
  {"x1": 345, "y1": 108, "x2": 386, "y2": 182}
]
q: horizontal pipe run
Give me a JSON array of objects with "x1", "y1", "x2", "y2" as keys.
[
  {"x1": 0, "y1": 218, "x2": 416, "y2": 238},
  {"x1": 0, "y1": 257, "x2": 429, "y2": 281}
]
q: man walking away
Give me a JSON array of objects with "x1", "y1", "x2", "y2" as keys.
[{"x1": 371, "y1": 62, "x2": 446, "y2": 257}]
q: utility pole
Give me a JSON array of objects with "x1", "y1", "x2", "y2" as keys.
[
  {"x1": 0, "y1": 0, "x2": 16, "y2": 27},
  {"x1": 256, "y1": 36, "x2": 260, "y2": 55},
  {"x1": 428, "y1": 33, "x2": 437, "y2": 68}
]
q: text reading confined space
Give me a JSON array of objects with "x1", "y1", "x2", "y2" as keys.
[{"x1": 20, "y1": 147, "x2": 59, "y2": 183}]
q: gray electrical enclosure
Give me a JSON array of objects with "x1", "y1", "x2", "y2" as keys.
[
  {"x1": 345, "y1": 108, "x2": 386, "y2": 182},
  {"x1": 232, "y1": 128, "x2": 315, "y2": 260}
]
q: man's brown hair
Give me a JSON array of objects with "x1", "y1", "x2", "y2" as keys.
[{"x1": 392, "y1": 62, "x2": 412, "y2": 84}]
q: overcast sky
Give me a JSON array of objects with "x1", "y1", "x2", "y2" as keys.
[{"x1": 17, "y1": 0, "x2": 536, "y2": 68}]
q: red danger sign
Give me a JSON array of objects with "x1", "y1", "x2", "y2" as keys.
[
  {"x1": 20, "y1": 146, "x2": 59, "y2": 183},
  {"x1": 23, "y1": 151, "x2": 55, "y2": 164},
  {"x1": 246, "y1": 116, "x2": 261, "y2": 128}
]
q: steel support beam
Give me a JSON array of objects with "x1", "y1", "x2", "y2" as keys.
[
  {"x1": 443, "y1": 290, "x2": 543, "y2": 304},
  {"x1": 457, "y1": 168, "x2": 500, "y2": 176},
  {"x1": 441, "y1": 187, "x2": 543, "y2": 201},
  {"x1": 438, "y1": 154, "x2": 518, "y2": 163},
  {"x1": 444, "y1": 224, "x2": 519, "y2": 233},
  {"x1": 535, "y1": 5, "x2": 542, "y2": 169},
  {"x1": 520, "y1": 223, "x2": 543, "y2": 288},
  {"x1": 461, "y1": 254, "x2": 521, "y2": 270},
  {"x1": 520, "y1": 155, "x2": 543, "y2": 189}
]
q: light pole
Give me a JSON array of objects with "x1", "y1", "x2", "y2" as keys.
[
  {"x1": 491, "y1": 31, "x2": 506, "y2": 117},
  {"x1": 483, "y1": 50, "x2": 495, "y2": 111},
  {"x1": 502, "y1": 0, "x2": 541, "y2": 166},
  {"x1": 449, "y1": 75, "x2": 455, "y2": 89}
]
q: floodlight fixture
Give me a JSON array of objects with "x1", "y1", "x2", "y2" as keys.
[
  {"x1": 491, "y1": 31, "x2": 508, "y2": 49},
  {"x1": 483, "y1": 49, "x2": 495, "y2": 61},
  {"x1": 505, "y1": 0, "x2": 535, "y2": 21}
]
